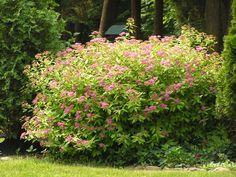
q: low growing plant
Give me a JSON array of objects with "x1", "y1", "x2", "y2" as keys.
[{"x1": 22, "y1": 28, "x2": 228, "y2": 165}]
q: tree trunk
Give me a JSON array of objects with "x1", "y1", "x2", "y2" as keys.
[
  {"x1": 205, "y1": 0, "x2": 232, "y2": 51},
  {"x1": 154, "y1": 0, "x2": 163, "y2": 36},
  {"x1": 99, "y1": 0, "x2": 120, "y2": 36},
  {"x1": 131, "y1": 0, "x2": 141, "y2": 39}
]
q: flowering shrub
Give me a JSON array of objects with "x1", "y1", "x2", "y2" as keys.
[{"x1": 22, "y1": 28, "x2": 228, "y2": 165}]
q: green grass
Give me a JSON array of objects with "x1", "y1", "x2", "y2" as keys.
[{"x1": 0, "y1": 156, "x2": 236, "y2": 177}]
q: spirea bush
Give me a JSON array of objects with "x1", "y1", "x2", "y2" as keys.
[{"x1": 22, "y1": 29, "x2": 228, "y2": 166}]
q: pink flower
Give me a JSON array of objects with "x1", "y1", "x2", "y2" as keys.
[
  {"x1": 57, "y1": 122, "x2": 65, "y2": 128},
  {"x1": 106, "y1": 117, "x2": 113, "y2": 125},
  {"x1": 48, "y1": 80, "x2": 58, "y2": 89},
  {"x1": 141, "y1": 58, "x2": 153, "y2": 65},
  {"x1": 84, "y1": 104, "x2": 91, "y2": 111},
  {"x1": 99, "y1": 102, "x2": 109, "y2": 109},
  {"x1": 162, "y1": 93, "x2": 170, "y2": 101},
  {"x1": 64, "y1": 104, "x2": 74, "y2": 114},
  {"x1": 149, "y1": 105, "x2": 156, "y2": 111},
  {"x1": 185, "y1": 73, "x2": 192, "y2": 78},
  {"x1": 196, "y1": 46, "x2": 204, "y2": 51},
  {"x1": 43, "y1": 129, "x2": 51, "y2": 135},
  {"x1": 144, "y1": 105, "x2": 156, "y2": 113},
  {"x1": 149, "y1": 35, "x2": 161, "y2": 41},
  {"x1": 160, "y1": 59, "x2": 171, "y2": 66},
  {"x1": 60, "y1": 103, "x2": 66, "y2": 109},
  {"x1": 104, "y1": 84, "x2": 115, "y2": 91},
  {"x1": 20, "y1": 132, "x2": 27, "y2": 139},
  {"x1": 88, "y1": 126, "x2": 95, "y2": 131},
  {"x1": 75, "y1": 122, "x2": 80, "y2": 128},
  {"x1": 119, "y1": 32, "x2": 126, "y2": 36},
  {"x1": 91, "y1": 63, "x2": 98, "y2": 68},
  {"x1": 144, "y1": 78, "x2": 155, "y2": 86},
  {"x1": 160, "y1": 103, "x2": 168, "y2": 109},
  {"x1": 92, "y1": 31, "x2": 100, "y2": 35},
  {"x1": 87, "y1": 113, "x2": 95, "y2": 118},
  {"x1": 32, "y1": 97, "x2": 38, "y2": 104},
  {"x1": 123, "y1": 51, "x2": 138, "y2": 58},
  {"x1": 145, "y1": 65, "x2": 155, "y2": 72},
  {"x1": 78, "y1": 96, "x2": 86, "y2": 103},
  {"x1": 77, "y1": 139, "x2": 89, "y2": 145},
  {"x1": 185, "y1": 77, "x2": 194, "y2": 86},
  {"x1": 60, "y1": 91, "x2": 67, "y2": 97},
  {"x1": 173, "y1": 83, "x2": 182, "y2": 91},
  {"x1": 157, "y1": 50, "x2": 166, "y2": 57},
  {"x1": 173, "y1": 98, "x2": 180, "y2": 104},
  {"x1": 87, "y1": 91, "x2": 97, "y2": 100},
  {"x1": 35, "y1": 53, "x2": 41, "y2": 59},
  {"x1": 90, "y1": 37, "x2": 106, "y2": 43},
  {"x1": 67, "y1": 91, "x2": 76, "y2": 97},
  {"x1": 66, "y1": 135, "x2": 73, "y2": 142},
  {"x1": 66, "y1": 48, "x2": 73, "y2": 53},
  {"x1": 75, "y1": 111, "x2": 81, "y2": 120},
  {"x1": 150, "y1": 93, "x2": 158, "y2": 100}
]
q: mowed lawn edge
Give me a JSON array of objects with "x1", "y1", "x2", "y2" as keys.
[{"x1": 0, "y1": 156, "x2": 236, "y2": 177}]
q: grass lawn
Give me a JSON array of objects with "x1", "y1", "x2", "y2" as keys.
[{"x1": 0, "y1": 156, "x2": 236, "y2": 177}]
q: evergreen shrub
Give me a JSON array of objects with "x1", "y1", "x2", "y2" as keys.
[{"x1": 0, "y1": 0, "x2": 65, "y2": 136}]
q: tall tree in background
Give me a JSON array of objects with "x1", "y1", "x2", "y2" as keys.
[
  {"x1": 154, "y1": 0, "x2": 163, "y2": 36},
  {"x1": 205, "y1": 0, "x2": 232, "y2": 51},
  {"x1": 99, "y1": 0, "x2": 121, "y2": 36},
  {"x1": 131, "y1": 0, "x2": 141, "y2": 39}
]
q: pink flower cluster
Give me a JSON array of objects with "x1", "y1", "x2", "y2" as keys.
[
  {"x1": 64, "y1": 104, "x2": 74, "y2": 114},
  {"x1": 77, "y1": 139, "x2": 89, "y2": 145},
  {"x1": 160, "y1": 59, "x2": 171, "y2": 67},
  {"x1": 106, "y1": 117, "x2": 113, "y2": 125},
  {"x1": 99, "y1": 102, "x2": 109, "y2": 109},
  {"x1": 57, "y1": 122, "x2": 65, "y2": 128},
  {"x1": 90, "y1": 37, "x2": 106, "y2": 43},
  {"x1": 123, "y1": 51, "x2": 138, "y2": 58},
  {"x1": 144, "y1": 77, "x2": 158, "y2": 86},
  {"x1": 144, "y1": 105, "x2": 157, "y2": 113},
  {"x1": 48, "y1": 80, "x2": 58, "y2": 89}
]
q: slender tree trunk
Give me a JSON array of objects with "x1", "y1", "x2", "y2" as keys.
[
  {"x1": 131, "y1": 0, "x2": 141, "y2": 39},
  {"x1": 205, "y1": 0, "x2": 232, "y2": 51},
  {"x1": 99, "y1": 0, "x2": 120, "y2": 36},
  {"x1": 154, "y1": 0, "x2": 163, "y2": 36}
]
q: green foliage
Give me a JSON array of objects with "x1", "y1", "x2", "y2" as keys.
[
  {"x1": 217, "y1": 0, "x2": 236, "y2": 119},
  {"x1": 172, "y1": 0, "x2": 205, "y2": 32},
  {"x1": 202, "y1": 161, "x2": 236, "y2": 171},
  {"x1": 141, "y1": 0, "x2": 179, "y2": 37},
  {"x1": 0, "y1": 0, "x2": 65, "y2": 136},
  {"x1": 22, "y1": 28, "x2": 228, "y2": 166},
  {"x1": 56, "y1": 0, "x2": 102, "y2": 42},
  {"x1": 216, "y1": 0, "x2": 236, "y2": 158}
]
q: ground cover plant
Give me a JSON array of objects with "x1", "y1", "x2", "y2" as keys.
[
  {"x1": 0, "y1": 157, "x2": 236, "y2": 177},
  {"x1": 22, "y1": 27, "x2": 229, "y2": 166}
]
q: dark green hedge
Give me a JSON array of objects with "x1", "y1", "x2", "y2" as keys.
[
  {"x1": 217, "y1": 0, "x2": 236, "y2": 119},
  {"x1": 0, "y1": 0, "x2": 65, "y2": 137}
]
